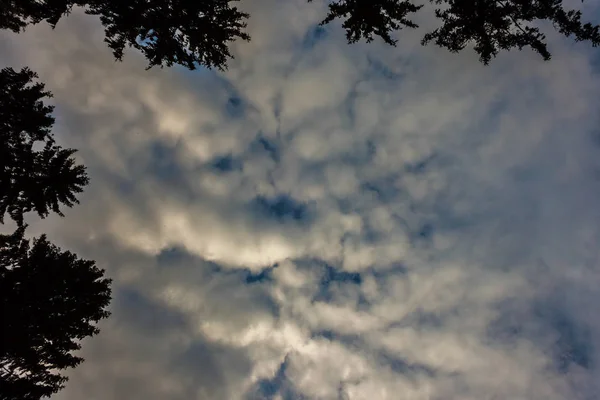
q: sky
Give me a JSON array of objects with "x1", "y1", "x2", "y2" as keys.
[{"x1": 2, "y1": 1, "x2": 600, "y2": 399}]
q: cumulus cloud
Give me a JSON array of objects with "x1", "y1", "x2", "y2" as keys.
[{"x1": 2, "y1": 1, "x2": 600, "y2": 399}]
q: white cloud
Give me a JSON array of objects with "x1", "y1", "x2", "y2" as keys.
[{"x1": 2, "y1": 1, "x2": 600, "y2": 399}]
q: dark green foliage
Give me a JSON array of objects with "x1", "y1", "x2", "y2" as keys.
[
  {"x1": 2, "y1": 0, "x2": 598, "y2": 66},
  {"x1": 85, "y1": 0, "x2": 250, "y2": 70},
  {"x1": 0, "y1": 0, "x2": 250, "y2": 70},
  {"x1": 423, "y1": 0, "x2": 600, "y2": 64},
  {"x1": 0, "y1": 66, "x2": 110, "y2": 400},
  {"x1": 315, "y1": 0, "x2": 600, "y2": 64},
  {"x1": 1, "y1": 9, "x2": 112, "y2": 400},
  {"x1": 0, "y1": 67, "x2": 88, "y2": 227},
  {"x1": 0, "y1": 226, "x2": 112, "y2": 400},
  {"x1": 0, "y1": 0, "x2": 75, "y2": 32},
  {"x1": 309, "y1": 0, "x2": 423, "y2": 45},
  {"x1": 0, "y1": 67, "x2": 109, "y2": 398}
]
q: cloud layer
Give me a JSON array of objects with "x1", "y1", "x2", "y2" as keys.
[{"x1": 2, "y1": 1, "x2": 600, "y2": 399}]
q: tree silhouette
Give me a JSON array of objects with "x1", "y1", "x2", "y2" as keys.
[
  {"x1": 309, "y1": 0, "x2": 423, "y2": 46},
  {"x1": 2, "y1": 0, "x2": 598, "y2": 67},
  {"x1": 0, "y1": 67, "x2": 88, "y2": 227},
  {"x1": 0, "y1": 0, "x2": 250, "y2": 70},
  {"x1": 86, "y1": 0, "x2": 250, "y2": 70},
  {"x1": 0, "y1": 67, "x2": 111, "y2": 399},
  {"x1": 0, "y1": 0, "x2": 74, "y2": 32},
  {"x1": 316, "y1": 0, "x2": 600, "y2": 64},
  {"x1": 0, "y1": 226, "x2": 112, "y2": 400},
  {"x1": 422, "y1": 0, "x2": 600, "y2": 64}
]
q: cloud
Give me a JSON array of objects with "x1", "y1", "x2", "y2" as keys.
[{"x1": 2, "y1": 1, "x2": 600, "y2": 399}]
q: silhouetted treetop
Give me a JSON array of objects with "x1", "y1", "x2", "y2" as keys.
[
  {"x1": 422, "y1": 0, "x2": 600, "y2": 64},
  {"x1": 0, "y1": 67, "x2": 88, "y2": 226},
  {"x1": 0, "y1": 0, "x2": 250, "y2": 70},
  {"x1": 86, "y1": 0, "x2": 250, "y2": 70},
  {"x1": 316, "y1": 0, "x2": 600, "y2": 64},
  {"x1": 1, "y1": 1, "x2": 599, "y2": 66},
  {"x1": 0, "y1": 226, "x2": 112, "y2": 400},
  {"x1": 0, "y1": 0, "x2": 74, "y2": 32},
  {"x1": 309, "y1": 0, "x2": 423, "y2": 45},
  {"x1": 0, "y1": 67, "x2": 111, "y2": 400}
]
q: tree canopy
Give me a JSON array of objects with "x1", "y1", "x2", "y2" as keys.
[
  {"x1": 1, "y1": 0, "x2": 599, "y2": 68},
  {"x1": 309, "y1": 0, "x2": 423, "y2": 46},
  {"x1": 0, "y1": 226, "x2": 111, "y2": 400},
  {"x1": 87, "y1": 0, "x2": 251, "y2": 70},
  {"x1": 0, "y1": 0, "x2": 74, "y2": 32},
  {"x1": 0, "y1": 67, "x2": 88, "y2": 227},
  {"x1": 0, "y1": 67, "x2": 111, "y2": 399},
  {"x1": 0, "y1": 0, "x2": 250, "y2": 70},
  {"x1": 317, "y1": 0, "x2": 600, "y2": 64},
  {"x1": 0, "y1": 1, "x2": 598, "y2": 398},
  {"x1": 422, "y1": 0, "x2": 600, "y2": 64}
]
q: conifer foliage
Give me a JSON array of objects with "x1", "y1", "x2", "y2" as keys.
[
  {"x1": 0, "y1": 227, "x2": 111, "y2": 400},
  {"x1": 2, "y1": 0, "x2": 599, "y2": 67},
  {"x1": 315, "y1": 0, "x2": 600, "y2": 64},
  {"x1": 0, "y1": 1, "x2": 599, "y2": 399},
  {"x1": 0, "y1": 0, "x2": 250, "y2": 70},
  {"x1": 0, "y1": 67, "x2": 111, "y2": 400},
  {"x1": 0, "y1": 67, "x2": 88, "y2": 227}
]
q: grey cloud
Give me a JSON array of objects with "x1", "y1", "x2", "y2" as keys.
[{"x1": 2, "y1": 1, "x2": 600, "y2": 399}]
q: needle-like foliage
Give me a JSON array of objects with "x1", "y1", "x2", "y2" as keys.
[
  {"x1": 315, "y1": 0, "x2": 600, "y2": 63},
  {"x1": 2, "y1": 0, "x2": 598, "y2": 66},
  {"x1": 0, "y1": 67, "x2": 88, "y2": 227},
  {"x1": 0, "y1": 226, "x2": 111, "y2": 400},
  {"x1": 0, "y1": 0, "x2": 249, "y2": 70}
]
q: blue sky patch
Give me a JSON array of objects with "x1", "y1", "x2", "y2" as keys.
[
  {"x1": 225, "y1": 96, "x2": 245, "y2": 118},
  {"x1": 210, "y1": 153, "x2": 243, "y2": 173},
  {"x1": 302, "y1": 25, "x2": 328, "y2": 50},
  {"x1": 250, "y1": 194, "x2": 311, "y2": 223},
  {"x1": 249, "y1": 133, "x2": 280, "y2": 162}
]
